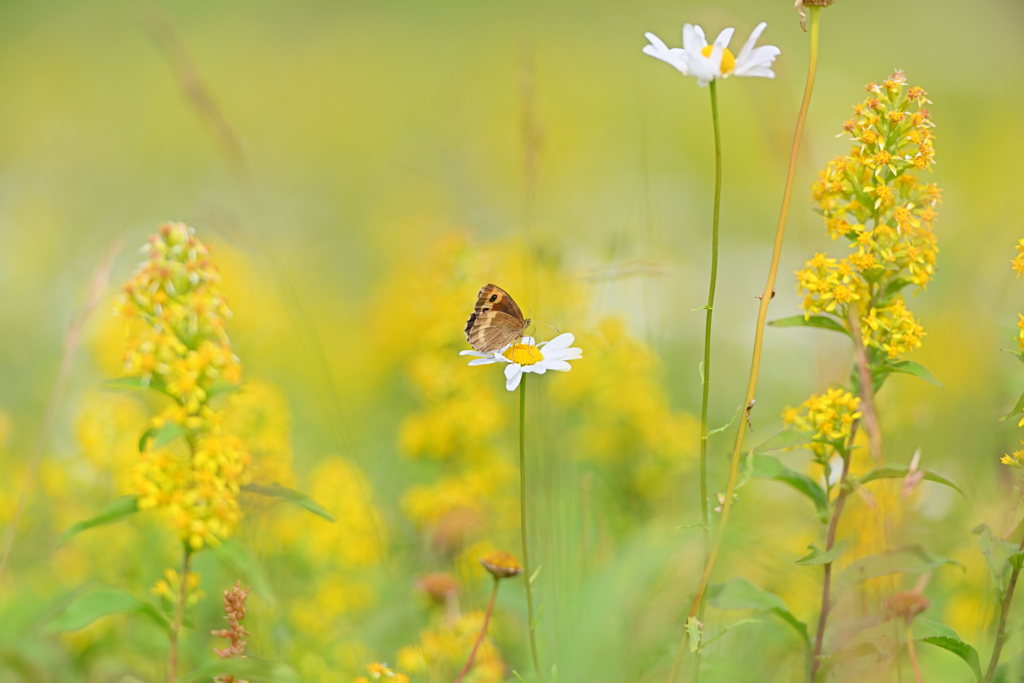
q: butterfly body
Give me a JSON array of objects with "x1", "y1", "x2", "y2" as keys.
[{"x1": 465, "y1": 284, "x2": 530, "y2": 353}]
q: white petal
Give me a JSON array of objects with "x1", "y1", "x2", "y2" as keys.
[
  {"x1": 734, "y1": 45, "x2": 780, "y2": 76},
  {"x1": 468, "y1": 357, "x2": 498, "y2": 366},
  {"x1": 460, "y1": 350, "x2": 486, "y2": 357},
  {"x1": 521, "y1": 336, "x2": 536, "y2": 346},
  {"x1": 682, "y1": 23, "x2": 706, "y2": 53},
  {"x1": 542, "y1": 333, "x2": 575, "y2": 353},
  {"x1": 526, "y1": 364, "x2": 547, "y2": 375},
  {"x1": 735, "y1": 22, "x2": 767, "y2": 64},
  {"x1": 539, "y1": 359, "x2": 572, "y2": 372},
  {"x1": 713, "y1": 27, "x2": 735, "y2": 49},
  {"x1": 504, "y1": 364, "x2": 523, "y2": 391}
]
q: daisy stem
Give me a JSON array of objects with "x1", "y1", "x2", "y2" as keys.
[
  {"x1": 689, "y1": 77, "x2": 723, "y2": 683},
  {"x1": 667, "y1": 8, "x2": 822, "y2": 681},
  {"x1": 520, "y1": 375, "x2": 541, "y2": 679}
]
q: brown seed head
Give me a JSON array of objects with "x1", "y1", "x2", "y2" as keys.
[{"x1": 480, "y1": 550, "x2": 523, "y2": 579}]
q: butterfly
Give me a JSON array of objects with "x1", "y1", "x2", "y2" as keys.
[{"x1": 464, "y1": 284, "x2": 531, "y2": 354}]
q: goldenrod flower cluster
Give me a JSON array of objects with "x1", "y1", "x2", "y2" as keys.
[
  {"x1": 151, "y1": 567, "x2": 205, "y2": 608},
  {"x1": 797, "y1": 71, "x2": 940, "y2": 360},
  {"x1": 395, "y1": 611, "x2": 505, "y2": 682},
  {"x1": 115, "y1": 222, "x2": 251, "y2": 549},
  {"x1": 783, "y1": 388, "x2": 862, "y2": 459},
  {"x1": 353, "y1": 662, "x2": 409, "y2": 683}
]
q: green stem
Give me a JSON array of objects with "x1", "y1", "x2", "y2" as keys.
[
  {"x1": 667, "y1": 8, "x2": 823, "y2": 681},
  {"x1": 689, "y1": 78, "x2": 723, "y2": 683},
  {"x1": 168, "y1": 546, "x2": 192, "y2": 683},
  {"x1": 520, "y1": 375, "x2": 541, "y2": 679},
  {"x1": 984, "y1": 532, "x2": 1024, "y2": 681}
]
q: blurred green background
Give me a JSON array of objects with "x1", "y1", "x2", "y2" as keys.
[{"x1": 2, "y1": 0, "x2": 1024, "y2": 680}]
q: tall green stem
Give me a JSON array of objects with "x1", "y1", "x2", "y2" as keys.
[
  {"x1": 689, "y1": 78, "x2": 723, "y2": 683},
  {"x1": 984, "y1": 532, "x2": 1024, "y2": 681},
  {"x1": 168, "y1": 547, "x2": 192, "y2": 682},
  {"x1": 667, "y1": 8, "x2": 823, "y2": 681},
  {"x1": 520, "y1": 375, "x2": 541, "y2": 678}
]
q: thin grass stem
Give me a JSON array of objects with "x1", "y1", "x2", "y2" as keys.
[
  {"x1": 984, "y1": 532, "x2": 1024, "y2": 681},
  {"x1": 168, "y1": 547, "x2": 192, "y2": 683}
]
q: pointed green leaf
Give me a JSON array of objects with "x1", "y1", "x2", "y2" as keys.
[
  {"x1": 857, "y1": 464, "x2": 965, "y2": 498},
  {"x1": 769, "y1": 314, "x2": 851, "y2": 337},
  {"x1": 753, "y1": 455, "x2": 828, "y2": 517},
  {"x1": 40, "y1": 586, "x2": 169, "y2": 636},
  {"x1": 877, "y1": 278, "x2": 911, "y2": 307},
  {"x1": 840, "y1": 545, "x2": 961, "y2": 586},
  {"x1": 753, "y1": 430, "x2": 814, "y2": 455},
  {"x1": 707, "y1": 577, "x2": 809, "y2": 646},
  {"x1": 874, "y1": 360, "x2": 942, "y2": 388},
  {"x1": 913, "y1": 618, "x2": 983, "y2": 682},
  {"x1": 796, "y1": 540, "x2": 848, "y2": 566},
  {"x1": 56, "y1": 496, "x2": 139, "y2": 547},
  {"x1": 976, "y1": 524, "x2": 1018, "y2": 601},
  {"x1": 240, "y1": 483, "x2": 335, "y2": 522},
  {"x1": 706, "y1": 405, "x2": 741, "y2": 438},
  {"x1": 701, "y1": 619, "x2": 765, "y2": 649},
  {"x1": 210, "y1": 539, "x2": 276, "y2": 606},
  {"x1": 177, "y1": 657, "x2": 301, "y2": 683},
  {"x1": 138, "y1": 422, "x2": 186, "y2": 452},
  {"x1": 1000, "y1": 393, "x2": 1024, "y2": 423},
  {"x1": 103, "y1": 376, "x2": 173, "y2": 398}
]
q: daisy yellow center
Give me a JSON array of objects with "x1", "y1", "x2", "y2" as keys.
[
  {"x1": 504, "y1": 343, "x2": 543, "y2": 366},
  {"x1": 701, "y1": 45, "x2": 736, "y2": 74}
]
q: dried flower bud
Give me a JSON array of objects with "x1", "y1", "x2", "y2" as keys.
[
  {"x1": 416, "y1": 572, "x2": 459, "y2": 603},
  {"x1": 479, "y1": 550, "x2": 523, "y2": 579},
  {"x1": 884, "y1": 590, "x2": 930, "y2": 624}
]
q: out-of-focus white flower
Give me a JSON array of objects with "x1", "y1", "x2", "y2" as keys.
[{"x1": 642, "y1": 22, "x2": 780, "y2": 87}]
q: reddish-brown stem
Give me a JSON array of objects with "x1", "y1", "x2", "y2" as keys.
[
  {"x1": 454, "y1": 577, "x2": 500, "y2": 683},
  {"x1": 905, "y1": 622, "x2": 923, "y2": 683},
  {"x1": 810, "y1": 423, "x2": 858, "y2": 680}
]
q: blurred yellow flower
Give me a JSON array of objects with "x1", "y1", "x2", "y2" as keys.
[{"x1": 783, "y1": 388, "x2": 862, "y2": 459}]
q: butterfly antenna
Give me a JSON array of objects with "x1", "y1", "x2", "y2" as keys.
[{"x1": 535, "y1": 320, "x2": 560, "y2": 335}]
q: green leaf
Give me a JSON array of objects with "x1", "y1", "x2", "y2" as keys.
[
  {"x1": 210, "y1": 539, "x2": 276, "y2": 606},
  {"x1": 769, "y1": 314, "x2": 851, "y2": 338},
  {"x1": 701, "y1": 619, "x2": 765, "y2": 649},
  {"x1": 177, "y1": 657, "x2": 301, "y2": 683},
  {"x1": 40, "y1": 586, "x2": 169, "y2": 636},
  {"x1": 753, "y1": 430, "x2": 814, "y2": 455},
  {"x1": 976, "y1": 524, "x2": 1018, "y2": 601},
  {"x1": 999, "y1": 393, "x2": 1024, "y2": 423},
  {"x1": 240, "y1": 483, "x2": 335, "y2": 522},
  {"x1": 753, "y1": 455, "x2": 828, "y2": 517},
  {"x1": 206, "y1": 380, "x2": 241, "y2": 398},
  {"x1": 874, "y1": 360, "x2": 942, "y2": 388},
  {"x1": 840, "y1": 545, "x2": 961, "y2": 586},
  {"x1": 857, "y1": 464, "x2": 965, "y2": 498},
  {"x1": 877, "y1": 277, "x2": 911, "y2": 307},
  {"x1": 914, "y1": 618, "x2": 983, "y2": 683},
  {"x1": 796, "y1": 540, "x2": 848, "y2": 566},
  {"x1": 706, "y1": 405, "x2": 741, "y2": 438},
  {"x1": 685, "y1": 616, "x2": 703, "y2": 653},
  {"x1": 103, "y1": 376, "x2": 173, "y2": 397},
  {"x1": 707, "y1": 577, "x2": 810, "y2": 646},
  {"x1": 138, "y1": 422, "x2": 186, "y2": 452},
  {"x1": 56, "y1": 496, "x2": 139, "y2": 547}
]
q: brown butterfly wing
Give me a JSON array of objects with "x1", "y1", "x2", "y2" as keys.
[{"x1": 465, "y1": 284, "x2": 529, "y2": 353}]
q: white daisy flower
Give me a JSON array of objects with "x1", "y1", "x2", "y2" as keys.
[
  {"x1": 460, "y1": 333, "x2": 582, "y2": 392},
  {"x1": 642, "y1": 22, "x2": 780, "y2": 87}
]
